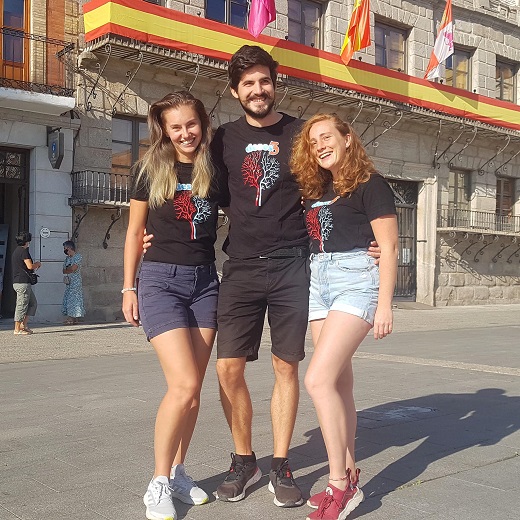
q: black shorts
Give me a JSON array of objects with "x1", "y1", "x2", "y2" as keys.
[{"x1": 217, "y1": 256, "x2": 310, "y2": 362}]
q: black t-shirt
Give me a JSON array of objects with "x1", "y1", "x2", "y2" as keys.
[
  {"x1": 12, "y1": 246, "x2": 32, "y2": 283},
  {"x1": 305, "y1": 173, "x2": 397, "y2": 254},
  {"x1": 211, "y1": 113, "x2": 308, "y2": 259},
  {"x1": 131, "y1": 163, "x2": 223, "y2": 266}
]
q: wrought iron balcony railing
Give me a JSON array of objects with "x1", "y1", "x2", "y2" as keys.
[
  {"x1": 70, "y1": 170, "x2": 132, "y2": 206},
  {"x1": 437, "y1": 206, "x2": 520, "y2": 234},
  {"x1": 0, "y1": 27, "x2": 75, "y2": 96}
]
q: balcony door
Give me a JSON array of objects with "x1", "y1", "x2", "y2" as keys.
[{"x1": 1, "y1": 0, "x2": 29, "y2": 82}]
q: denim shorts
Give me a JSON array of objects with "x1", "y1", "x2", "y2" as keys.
[
  {"x1": 308, "y1": 249, "x2": 379, "y2": 325},
  {"x1": 138, "y1": 261, "x2": 219, "y2": 341}
]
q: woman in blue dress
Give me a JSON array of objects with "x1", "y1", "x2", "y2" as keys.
[{"x1": 62, "y1": 240, "x2": 85, "y2": 324}]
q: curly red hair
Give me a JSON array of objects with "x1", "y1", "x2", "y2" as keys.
[{"x1": 290, "y1": 113, "x2": 375, "y2": 199}]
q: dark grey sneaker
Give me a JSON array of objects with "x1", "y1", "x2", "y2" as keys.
[
  {"x1": 216, "y1": 453, "x2": 262, "y2": 502},
  {"x1": 268, "y1": 458, "x2": 304, "y2": 507}
]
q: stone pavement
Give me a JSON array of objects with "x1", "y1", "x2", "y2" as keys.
[{"x1": 1, "y1": 304, "x2": 519, "y2": 520}]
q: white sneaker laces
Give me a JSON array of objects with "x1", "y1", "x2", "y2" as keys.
[{"x1": 149, "y1": 480, "x2": 171, "y2": 505}]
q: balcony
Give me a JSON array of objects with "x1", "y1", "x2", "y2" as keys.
[
  {"x1": 0, "y1": 27, "x2": 76, "y2": 115},
  {"x1": 437, "y1": 206, "x2": 520, "y2": 235},
  {"x1": 69, "y1": 170, "x2": 132, "y2": 207}
]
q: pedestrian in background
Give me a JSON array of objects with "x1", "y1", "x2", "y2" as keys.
[
  {"x1": 291, "y1": 113, "x2": 398, "y2": 520},
  {"x1": 123, "y1": 91, "x2": 225, "y2": 520},
  {"x1": 12, "y1": 231, "x2": 40, "y2": 335},
  {"x1": 62, "y1": 240, "x2": 85, "y2": 325}
]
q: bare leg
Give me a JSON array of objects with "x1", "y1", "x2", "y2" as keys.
[
  {"x1": 152, "y1": 328, "x2": 201, "y2": 478},
  {"x1": 311, "y1": 320, "x2": 356, "y2": 473},
  {"x1": 173, "y1": 327, "x2": 215, "y2": 465},
  {"x1": 306, "y1": 312, "x2": 371, "y2": 489},
  {"x1": 271, "y1": 355, "x2": 299, "y2": 458},
  {"x1": 216, "y1": 357, "x2": 252, "y2": 454}
]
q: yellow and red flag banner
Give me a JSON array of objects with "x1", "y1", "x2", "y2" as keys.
[
  {"x1": 425, "y1": 0, "x2": 454, "y2": 80},
  {"x1": 340, "y1": 0, "x2": 371, "y2": 66},
  {"x1": 82, "y1": 0, "x2": 520, "y2": 131}
]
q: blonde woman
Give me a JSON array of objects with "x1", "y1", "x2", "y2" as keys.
[
  {"x1": 123, "y1": 91, "x2": 224, "y2": 520},
  {"x1": 291, "y1": 114, "x2": 398, "y2": 520}
]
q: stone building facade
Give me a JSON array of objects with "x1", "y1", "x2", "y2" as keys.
[
  {"x1": 3, "y1": 0, "x2": 517, "y2": 321},
  {"x1": 0, "y1": 0, "x2": 79, "y2": 321},
  {"x1": 71, "y1": 0, "x2": 520, "y2": 320}
]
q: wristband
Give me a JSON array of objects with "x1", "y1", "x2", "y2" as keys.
[{"x1": 121, "y1": 287, "x2": 137, "y2": 294}]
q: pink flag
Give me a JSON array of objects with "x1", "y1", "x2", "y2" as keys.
[
  {"x1": 248, "y1": 0, "x2": 276, "y2": 38},
  {"x1": 424, "y1": 0, "x2": 454, "y2": 80}
]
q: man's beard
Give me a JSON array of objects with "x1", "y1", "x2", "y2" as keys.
[{"x1": 240, "y1": 95, "x2": 275, "y2": 120}]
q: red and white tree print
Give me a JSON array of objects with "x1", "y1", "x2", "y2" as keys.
[
  {"x1": 173, "y1": 190, "x2": 211, "y2": 239},
  {"x1": 306, "y1": 206, "x2": 333, "y2": 252},
  {"x1": 242, "y1": 151, "x2": 280, "y2": 206}
]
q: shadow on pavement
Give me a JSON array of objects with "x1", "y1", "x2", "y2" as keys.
[{"x1": 349, "y1": 388, "x2": 520, "y2": 517}]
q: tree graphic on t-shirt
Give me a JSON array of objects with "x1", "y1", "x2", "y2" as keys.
[
  {"x1": 173, "y1": 191, "x2": 211, "y2": 239},
  {"x1": 242, "y1": 151, "x2": 280, "y2": 206},
  {"x1": 306, "y1": 206, "x2": 333, "y2": 252},
  {"x1": 192, "y1": 197, "x2": 212, "y2": 238}
]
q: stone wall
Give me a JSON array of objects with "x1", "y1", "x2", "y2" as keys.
[
  {"x1": 436, "y1": 232, "x2": 520, "y2": 305},
  {"x1": 72, "y1": 0, "x2": 520, "y2": 315}
]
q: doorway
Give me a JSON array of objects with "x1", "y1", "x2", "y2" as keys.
[
  {"x1": 388, "y1": 180, "x2": 418, "y2": 300},
  {"x1": 0, "y1": 147, "x2": 29, "y2": 317}
]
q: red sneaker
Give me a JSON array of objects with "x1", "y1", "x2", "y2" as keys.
[
  {"x1": 306, "y1": 469, "x2": 364, "y2": 520},
  {"x1": 307, "y1": 488, "x2": 327, "y2": 508}
]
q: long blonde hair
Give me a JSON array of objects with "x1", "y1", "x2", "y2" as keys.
[
  {"x1": 290, "y1": 113, "x2": 375, "y2": 199},
  {"x1": 135, "y1": 91, "x2": 213, "y2": 208}
]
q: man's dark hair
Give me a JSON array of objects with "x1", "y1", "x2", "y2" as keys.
[
  {"x1": 15, "y1": 231, "x2": 31, "y2": 246},
  {"x1": 228, "y1": 45, "x2": 278, "y2": 91},
  {"x1": 63, "y1": 240, "x2": 76, "y2": 251}
]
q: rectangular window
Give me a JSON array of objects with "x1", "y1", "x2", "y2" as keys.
[
  {"x1": 496, "y1": 61, "x2": 516, "y2": 103},
  {"x1": 288, "y1": 0, "x2": 322, "y2": 48},
  {"x1": 112, "y1": 117, "x2": 150, "y2": 175},
  {"x1": 496, "y1": 178, "x2": 514, "y2": 217},
  {"x1": 206, "y1": 0, "x2": 248, "y2": 29},
  {"x1": 375, "y1": 22, "x2": 406, "y2": 72},
  {"x1": 1, "y1": 0, "x2": 28, "y2": 81},
  {"x1": 448, "y1": 170, "x2": 470, "y2": 210},
  {"x1": 445, "y1": 49, "x2": 471, "y2": 90}
]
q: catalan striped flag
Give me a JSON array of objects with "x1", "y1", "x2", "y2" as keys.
[
  {"x1": 424, "y1": 0, "x2": 454, "y2": 80},
  {"x1": 340, "y1": 0, "x2": 371, "y2": 66}
]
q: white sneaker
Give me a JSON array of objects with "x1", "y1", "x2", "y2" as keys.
[
  {"x1": 143, "y1": 476, "x2": 177, "y2": 520},
  {"x1": 169, "y1": 463, "x2": 209, "y2": 505}
]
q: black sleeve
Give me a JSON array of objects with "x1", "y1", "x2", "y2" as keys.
[
  {"x1": 131, "y1": 171, "x2": 149, "y2": 201},
  {"x1": 362, "y1": 174, "x2": 397, "y2": 222},
  {"x1": 22, "y1": 248, "x2": 31, "y2": 262},
  {"x1": 211, "y1": 127, "x2": 230, "y2": 208}
]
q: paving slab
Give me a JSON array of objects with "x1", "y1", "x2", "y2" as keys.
[{"x1": 1, "y1": 304, "x2": 519, "y2": 519}]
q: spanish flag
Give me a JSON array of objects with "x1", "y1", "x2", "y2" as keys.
[{"x1": 340, "y1": 0, "x2": 371, "y2": 66}]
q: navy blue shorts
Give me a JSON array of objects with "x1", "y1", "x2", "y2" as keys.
[{"x1": 138, "y1": 261, "x2": 219, "y2": 341}]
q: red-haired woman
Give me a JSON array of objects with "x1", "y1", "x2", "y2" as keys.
[{"x1": 290, "y1": 114, "x2": 398, "y2": 520}]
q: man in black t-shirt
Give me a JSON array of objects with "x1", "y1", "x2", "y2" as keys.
[
  {"x1": 213, "y1": 45, "x2": 308, "y2": 508},
  {"x1": 213, "y1": 46, "x2": 380, "y2": 508}
]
